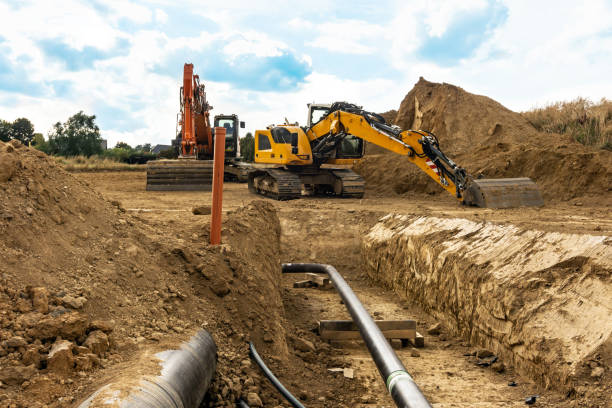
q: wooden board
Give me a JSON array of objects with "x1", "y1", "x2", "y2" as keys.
[
  {"x1": 319, "y1": 320, "x2": 416, "y2": 341},
  {"x1": 305, "y1": 273, "x2": 331, "y2": 288}
]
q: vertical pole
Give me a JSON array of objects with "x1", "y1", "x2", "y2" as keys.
[{"x1": 210, "y1": 127, "x2": 226, "y2": 245}]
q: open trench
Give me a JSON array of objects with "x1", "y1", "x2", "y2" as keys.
[
  {"x1": 66, "y1": 174, "x2": 609, "y2": 408},
  {"x1": 275, "y1": 206, "x2": 576, "y2": 407}
]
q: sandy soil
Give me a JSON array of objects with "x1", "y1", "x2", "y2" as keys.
[{"x1": 73, "y1": 171, "x2": 611, "y2": 407}]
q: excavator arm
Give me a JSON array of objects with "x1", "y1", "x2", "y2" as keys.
[{"x1": 305, "y1": 102, "x2": 543, "y2": 207}]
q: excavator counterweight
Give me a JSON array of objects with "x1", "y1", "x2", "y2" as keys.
[{"x1": 247, "y1": 101, "x2": 544, "y2": 208}]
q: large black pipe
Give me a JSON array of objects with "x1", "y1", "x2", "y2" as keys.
[
  {"x1": 283, "y1": 263, "x2": 431, "y2": 408},
  {"x1": 249, "y1": 341, "x2": 306, "y2": 408},
  {"x1": 77, "y1": 329, "x2": 217, "y2": 408}
]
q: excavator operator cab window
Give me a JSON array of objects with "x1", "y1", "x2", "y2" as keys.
[
  {"x1": 216, "y1": 118, "x2": 236, "y2": 152},
  {"x1": 310, "y1": 107, "x2": 330, "y2": 126}
]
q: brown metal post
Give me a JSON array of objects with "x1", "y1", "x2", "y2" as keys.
[{"x1": 210, "y1": 127, "x2": 225, "y2": 245}]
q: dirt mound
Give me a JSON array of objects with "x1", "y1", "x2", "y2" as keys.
[
  {"x1": 356, "y1": 78, "x2": 612, "y2": 203},
  {"x1": 0, "y1": 141, "x2": 295, "y2": 407}
]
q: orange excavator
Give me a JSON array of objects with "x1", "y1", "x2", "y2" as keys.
[{"x1": 146, "y1": 63, "x2": 248, "y2": 190}]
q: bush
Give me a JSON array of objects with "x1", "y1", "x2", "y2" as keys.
[{"x1": 522, "y1": 98, "x2": 612, "y2": 148}]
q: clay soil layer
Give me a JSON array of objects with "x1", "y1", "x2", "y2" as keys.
[{"x1": 363, "y1": 215, "x2": 612, "y2": 392}]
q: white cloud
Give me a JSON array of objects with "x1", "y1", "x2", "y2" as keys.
[
  {"x1": 306, "y1": 19, "x2": 386, "y2": 55},
  {"x1": 222, "y1": 31, "x2": 288, "y2": 59},
  {"x1": 0, "y1": 0, "x2": 611, "y2": 150}
]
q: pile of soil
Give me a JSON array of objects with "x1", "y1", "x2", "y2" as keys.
[
  {"x1": 0, "y1": 140, "x2": 339, "y2": 407},
  {"x1": 357, "y1": 78, "x2": 612, "y2": 203}
]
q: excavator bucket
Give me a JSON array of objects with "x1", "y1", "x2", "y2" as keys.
[
  {"x1": 146, "y1": 159, "x2": 213, "y2": 191},
  {"x1": 462, "y1": 178, "x2": 544, "y2": 208}
]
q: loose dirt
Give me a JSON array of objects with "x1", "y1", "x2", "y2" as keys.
[{"x1": 360, "y1": 78, "x2": 612, "y2": 203}]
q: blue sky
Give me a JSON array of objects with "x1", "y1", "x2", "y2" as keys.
[{"x1": 0, "y1": 0, "x2": 611, "y2": 147}]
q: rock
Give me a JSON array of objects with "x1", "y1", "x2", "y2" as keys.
[
  {"x1": 21, "y1": 346, "x2": 43, "y2": 368},
  {"x1": 591, "y1": 366, "x2": 604, "y2": 378},
  {"x1": 293, "y1": 337, "x2": 315, "y2": 353},
  {"x1": 476, "y1": 349, "x2": 494, "y2": 358},
  {"x1": 263, "y1": 332, "x2": 273, "y2": 343},
  {"x1": 0, "y1": 365, "x2": 36, "y2": 385},
  {"x1": 491, "y1": 361, "x2": 505, "y2": 373},
  {"x1": 246, "y1": 392, "x2": 263, "y2": 407},
  {"x1": 126, "y1": 245, "x2": 139, "y2": 257},
  {"x1": 75, "y1": 353, "x2": 99, "y2": 371},
  {"x1": 83, "y1": 330, "x2": 109, "y2": 356},
  {"x1": 426, "y1": 322, "x2": 442, "y2": 335},
  {"x1": 88, "y1": 320, "x2": 114, "y2": 334},
  {"x1": 26, "y1": 207, "x2": 34, "y2": 215},
  {"x1": 210, "y1": 279, "x2": 230, "y2": 297},
  {"x1": 61, "y1": 295, "x2": 87, "y2": 309},
  {"x1": 27, "y1": 287, "x2": 49, "y2": 314},
  {"x1": 5, "y1": 336, "x2": 27, "y2": 348},
  {"x1": 411, "y1": 349, "x2": 421, "y2": 358},
  {"x1": 47, "y1": 339, "x2": 75, "y2": 374},
  {"x1": 192, "y1": 206, "x2": 211, "y2": 215},
  {"x1": 0, "y1": 153, "x2": 20, "y2": 182},
  {"x1": 26, "y1": 311, "x2": 88, "y2": 340}
]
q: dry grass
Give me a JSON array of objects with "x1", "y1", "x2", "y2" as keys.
[
  {"x1": 54, "y1": 156, "x2": 146, "y2": 172},
  {"x1": 522, "y1": 97, "x2": 612, "y2": 149}
]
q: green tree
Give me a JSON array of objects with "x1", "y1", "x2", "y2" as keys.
[
  {"x1": 11, "y1": 118, "x2": 35, "y2": 145},
  {"x1": 240, "y1": 132, "x2": 254, "y2": 162},
  {"x1": 0, "y1": 119, "x2": 11, "y2": 142},
  {"x1": 47, "y1": 111, "x2": 103, "y2": 157},
  {"x1": 134, "y1": 143, "x2": 151, "y2": 152},
  {"x1": 115, "y1": 141, "x2": 132, "y2": 150},
  {"x1": 31, "y1": 133, "x2": 50, "y2": 153}
]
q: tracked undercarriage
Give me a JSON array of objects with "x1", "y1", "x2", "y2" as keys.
[
  {"x1": 146, "y1": 160, "x2": 213, "y2": 191},
  {"x1": 248, "y1": 167, "x2": 365, "y2": 200}
]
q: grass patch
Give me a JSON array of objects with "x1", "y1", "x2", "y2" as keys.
[
  {"x1": 54, "y1": 156, "x2": 146, "y2": 172},
  {"x1": 522, "y1": 97, "x2": 612, "y2": 149}
]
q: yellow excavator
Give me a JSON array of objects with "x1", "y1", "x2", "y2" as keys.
[{"x1": 247, "y1": 102, "x2": 543, "y2": 208}]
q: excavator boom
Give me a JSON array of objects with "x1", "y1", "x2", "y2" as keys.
[{"x1": 308, "y1": 102, "x2": 543, "y2": 207}]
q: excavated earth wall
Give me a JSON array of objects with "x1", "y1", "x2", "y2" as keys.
[{"x1": 362, "y1": 214, "x2": 612, "y2": 390}]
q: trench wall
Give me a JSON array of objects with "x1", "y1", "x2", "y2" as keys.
[{"x1": 362, "y1": 214, "x2": 612, "y2": 389}]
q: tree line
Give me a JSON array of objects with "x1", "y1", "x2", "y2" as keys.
[
  {"x1": 1, "y1": 112, "x2": 156, "y2": 162},
  {"x1": 1, "y1": 111, "x2": 256, "y2": 162}
]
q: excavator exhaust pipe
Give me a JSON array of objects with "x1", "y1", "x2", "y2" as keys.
[{"x1": 462, "y1": 177, "x2": 544, "y2": 208}]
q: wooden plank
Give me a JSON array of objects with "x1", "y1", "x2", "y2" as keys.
[
  {"x1": 293, "y1": 280, "x2": 314, "y2": 288},
  {"x1": 414, "y1": 332, "x2": 424, "y2": 348},
  {"x1": 319, "y1": 320, "x2": 416, "y2": 341},
  {"x1": 305, "y1": 273, "x2": 331, "y2": 288}
]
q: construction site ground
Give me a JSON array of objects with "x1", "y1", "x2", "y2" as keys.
[{"x1": 72, "y1": 171, "x2": 610, "y2": 407}]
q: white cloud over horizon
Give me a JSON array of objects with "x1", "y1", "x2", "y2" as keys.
[{"x1": 0, "y1": 0, "x2": 610, "y2": 148}]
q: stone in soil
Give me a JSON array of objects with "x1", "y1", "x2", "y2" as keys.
[{"x1": 47, "y1": 339, "x2": 75, "y2": 374}]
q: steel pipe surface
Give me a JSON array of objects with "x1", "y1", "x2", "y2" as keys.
[
  {"x1": 282, "y1": 263, "x2": 431, "y2": 408},
  {"x1": 77, "y1": 329, "x2": 217, "y2": 408}
]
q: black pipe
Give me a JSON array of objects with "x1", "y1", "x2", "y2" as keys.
[
  {"x1": 249, "y1": 341, "x2": 306, "y2": 408},
  {"x1": 77, "y1": 329, "x2": 217, "y2": 408},
  {"x1": 282, "y1": 263, "x2": 432, "y2": 408}
]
